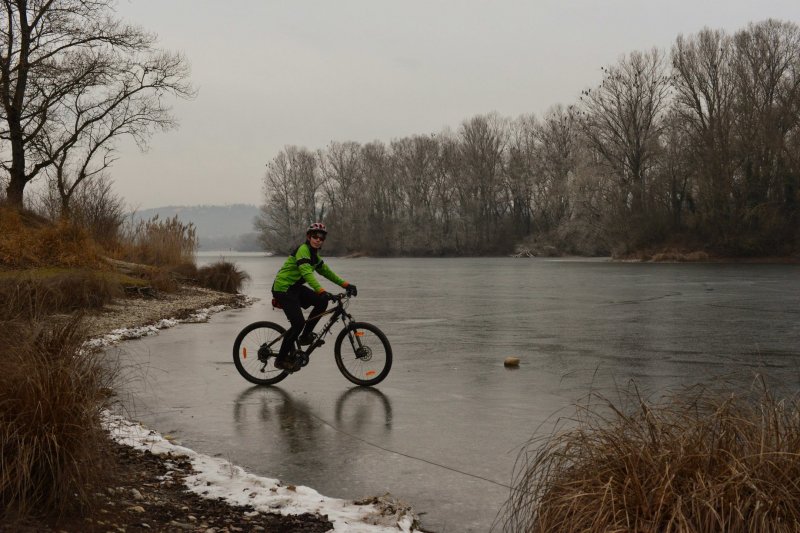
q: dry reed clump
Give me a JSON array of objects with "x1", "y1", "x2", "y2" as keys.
[
  {"x1": 498, "y1": 381, "x2": 800, "y2": 533},
  {"x1": 0, "y1": 313, "x2": 117, "y2": 521},
  {"x1": 0, "y1": 207, "x2": 103, "y2": 268},
  {"x1": 115, "y1": 214, "x2": 198, "y2": 268},
  {"x1": 197, "y1": 261, "x2": 250, "y2": 293}
]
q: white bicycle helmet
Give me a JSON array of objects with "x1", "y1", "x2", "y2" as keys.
[{"x1": 306, "y1": 222, "x2": 327, "y2": 234}]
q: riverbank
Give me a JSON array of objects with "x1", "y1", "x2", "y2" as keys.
[
  {"x1": 82, "y1": 284, "x2": 248, "y2": 340},
  {"x1": 4, "y1": 286, "x2": 419, "y2": 533}
]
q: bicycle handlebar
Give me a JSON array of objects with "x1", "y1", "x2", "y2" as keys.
[{"x1": 331, "y1": 292, "x2": 351, "y2": 301}]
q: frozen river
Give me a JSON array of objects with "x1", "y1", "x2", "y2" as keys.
[{"x1": 112, "y1": 254, "x2": 800, "y2": 532}]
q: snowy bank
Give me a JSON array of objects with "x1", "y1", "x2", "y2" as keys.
[
  {"x1": 84, "y1": 300, "x2": 248, "y2": 349},
  {"x1": 105, "y1": 414, "x2": 419, "y2": 532}
]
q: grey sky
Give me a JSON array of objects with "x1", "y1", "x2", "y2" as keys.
[{"x1": 111, "y1": 0, "x2": 799, "y2": 209}]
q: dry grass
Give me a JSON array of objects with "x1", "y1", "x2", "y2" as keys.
[
  {"x1": 0, "y1": 207, "x2": 103, "y2": 269},
  {"x1": 170, "y1": 261, "x2": 200, "y2": 281},
  {"x1": 0, "y1": 208, "x2": 151, "y2": 523},
  {"x1": 1, "y1": 207, "x2": 229, "y2": 296},
  {"x1": 197, "y1": 261, "x2": 249, "y2": 293},
  {"x1": 114, "y1": 214, "x2": 198, "y2": 268},
  {"x1": 0, "y1": 269, "x2": 123, "y2": 319},
  {"x1": 498, "y1": 379, "x2": 800, "y2": 533},
  {"x1": 0, "y1": 275, "x2": 120, "y2": 522},
  {"x1": 0, "y1": 311, "x2": 117, "y2": 521}
]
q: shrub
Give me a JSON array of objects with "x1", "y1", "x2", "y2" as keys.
[
  {"x1": 32, "y1": 176, "x2": 127, "y2": 249},
  {"x1": 499, "y1": 380, "x2": 800, "y2": 533},
  {"x1": 0, "y1": 315, "x2": 116, "y2": 520},
  {"x1": 197, "y1": 261, "x2": 249, "y2": 293}
]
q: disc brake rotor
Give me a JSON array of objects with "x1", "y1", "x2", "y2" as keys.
[{"x1": 355, "y1": 345, "x2": 373, "y2": 361}]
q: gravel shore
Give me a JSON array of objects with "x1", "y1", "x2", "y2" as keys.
[{"x1": 83, "y1": 285, "x2": 248, "y2": 339}]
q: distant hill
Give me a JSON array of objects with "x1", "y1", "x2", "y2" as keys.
[{"x1": 132, "y1": 204, "x2": 262, "y2": 251}]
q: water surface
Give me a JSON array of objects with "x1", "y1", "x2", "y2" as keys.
[{"x1": 113, "y1": 255, "x2": 800, "y2": 532}]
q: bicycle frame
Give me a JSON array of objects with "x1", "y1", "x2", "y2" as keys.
[{"x1": 266, "y1": 294, "x2": 356, "y2": 358}]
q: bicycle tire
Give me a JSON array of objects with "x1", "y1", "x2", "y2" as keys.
[
  {"x1": 334, "y1": 322, "x2": 392, "y2": 386},
  {"x1": 233, "y1": 321, "x2": 289, "y2": 386}
]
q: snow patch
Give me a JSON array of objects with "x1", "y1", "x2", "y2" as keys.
[{"x1": 84, "y1": 301, "x2": 248, "y2": 350}]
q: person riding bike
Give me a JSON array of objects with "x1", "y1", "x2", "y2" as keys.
[{"x1": 271, "y1": 222, "x2": 357, "y2": 370}]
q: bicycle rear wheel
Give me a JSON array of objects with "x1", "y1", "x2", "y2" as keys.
[
  {"x1": 334, "y1": 322, "x2": 392, "y2": 386},
  {"x1": 233, "y1": 321, "x2": 289, "y2": 385}
]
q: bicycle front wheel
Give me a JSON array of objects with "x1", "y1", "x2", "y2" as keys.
[
  {"x1": 334, "y1": 322, "x2": 392, "y2": 386},
  {"x1": 233, "y1": 321, "x2": 289, "y2": 386}
]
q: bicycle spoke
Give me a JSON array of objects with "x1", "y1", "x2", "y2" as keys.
[
  {"x1": 335, "y1": 322, "x2": 392, "y2": 386},
  {"x1": 233, "y1": 322, "x2": 288, "y2": 386}
]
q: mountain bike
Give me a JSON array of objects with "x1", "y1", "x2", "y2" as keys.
[{"x1": 232, "y1": 294, "x2": 392, "y2": 387}]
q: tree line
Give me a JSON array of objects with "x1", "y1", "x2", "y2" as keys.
[{"x1": 259, "y1": 19, "x2": 800, "y2": 257}]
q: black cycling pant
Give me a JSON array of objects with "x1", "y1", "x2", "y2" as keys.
[{"x1": 272, "y1": 285, "x2": 328, "y2": 360}]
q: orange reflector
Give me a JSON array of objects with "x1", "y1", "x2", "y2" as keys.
[
  {"x1": 242, "y1": 347, "x2": 247, "y2": 359},
  {"x1": 355, "y1": 331, "x2": 365, "y2": 337},
  {"x1": 365, "y1": 370, "x2": 376, "y2": 377}
]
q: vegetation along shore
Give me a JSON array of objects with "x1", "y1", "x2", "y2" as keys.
[{"x1": 0, "y1": 206, "x2": 340, "y2": 532}]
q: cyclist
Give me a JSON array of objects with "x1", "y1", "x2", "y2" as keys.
[{"x1": 271, "y1": 222, "x2": 357, "y2": 370}]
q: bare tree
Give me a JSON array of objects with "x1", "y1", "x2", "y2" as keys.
[
  {"x1": 359, "y1": 140, "x2": 398, "y2": 255},
  {"x1": 506, "y1": 114, "x2": 537, "y2": 238},
  {"x1": 390, "y1": 134, "x2": 440, "y2": 253},
  {"x1": 0, "y1": 0, "x2": 193, "y2": 208},
  {"x1": 257, "y1": 146, "x2": 323, "y2": 253},
  {"x1": 319, "y1": 141, "x2": 364, "y2": 252},
  {"x1": 457, "y1": 113, "x2": 508, "y2": 251},
  {"x1": 732, "y1": 20, "x2": 800, "y2": 213},
  {"x1": 580, "y1": 49, "x2": 671, "y2": 218},
  {"x1": 655, "y1": 111, "x2": 694, "y2": 230},
  {"x1": 430, "y1": 130, "x2": 459, "y2": 251},
  {"x1": 533, "y1": 105, "x2": 581, "y2": 232},
  {"x1": 670, "y1": 20, "x2": 800, "y2": 251},
  {"x1": 671, "y1": 28, "x2": 737, "y2": 235}
]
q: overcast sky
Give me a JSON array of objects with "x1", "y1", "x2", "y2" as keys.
[{"x1": 111, "y1": 0, "x2": 799, "y2": 209}]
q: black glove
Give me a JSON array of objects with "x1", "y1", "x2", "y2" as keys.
[
  {"x1": 325, "y1": 291, "x2": 339, "y2": 302},
  {"x1": 346, "y1": 284, "x2": 358, "y2": 297}
]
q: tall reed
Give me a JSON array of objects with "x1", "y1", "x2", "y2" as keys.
[
  {"x1": 498, "y1": 379, "x2": 800, "y2": 533},
  {"x1": 116, "y1": 214, "x2": 198, "y2": 267},
  {"x1": 0, "y1": 313, "x2": 117, "y2": 520}
]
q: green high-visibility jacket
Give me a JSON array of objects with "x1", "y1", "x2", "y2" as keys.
[{"x1": 271, "y1": 242, "x2": 348, "y2": 294}]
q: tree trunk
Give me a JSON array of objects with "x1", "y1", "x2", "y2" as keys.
[{"x1": 5, "y1": 175, "x2": 25, "y2": 208}]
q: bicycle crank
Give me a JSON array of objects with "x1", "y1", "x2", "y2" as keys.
[
  {"x1": 285, "y1": 350, "x2": 309, "y2": 372},
  {"x1": 297, "y1": 351, "x2": 310, "y2": 367}
]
